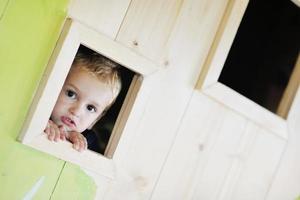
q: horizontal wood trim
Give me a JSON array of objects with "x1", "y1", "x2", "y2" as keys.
[
  {"x1": 28, "y1": 134, "x2": 116, "y2": 179},
  {"x1": 203, "y1": 82, "x2": 288, "y2": 139},
  {"x1": 76, "y1": 20, "x2": 159, "y2": 76}
]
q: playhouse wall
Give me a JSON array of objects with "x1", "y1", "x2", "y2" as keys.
[{"x1": 1, "y1": 0, "x2": 300, "y2": 199}]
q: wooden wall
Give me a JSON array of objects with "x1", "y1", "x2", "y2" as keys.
[
  {"x1": 0, "y1": 0, "x2": 299, "y2": 199},
  {"x1": 69, "y1": 0, "x2": 300, "y2": 199}
]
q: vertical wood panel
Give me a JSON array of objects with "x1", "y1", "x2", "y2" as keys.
[
  {"x1": 151, "y1": 92, "x2": 286, "y2": 200},
  {"x1": 151, "y1": 93, "x2": 247, "y2": 200},
  {"x1": 116, "y1": 0, "x2": 184, "y2": 62},
  {"x1": 266, "y1": 88, "x2": 300, "y2": 200},
  {"x1": 227, "y1": 123, "x2": 285, "y2": 200},
  {"x1": 68, "y1": 0, "x2": 131, "y2": 38},
  {"x1": 105, "y1": 0, "x2": 229, "y2": 199}
]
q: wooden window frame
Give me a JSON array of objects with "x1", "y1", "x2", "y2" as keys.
[
  {"x1": 18, "y1": 19, "x2": 158, "y2": 179},
  {"x1": 197, "y1": 0, "x2": 300, "y2": 139}
]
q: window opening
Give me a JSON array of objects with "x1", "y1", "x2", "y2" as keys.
[
  {"x1": 50, "y1": 45, "x2": 137, "y2": 156},
  {"x1": 18, "y1": 19, "x2": 158, "y2": 175},
  {"x1": 218, "y1": 0, "x2": 300, "y2": 117}
]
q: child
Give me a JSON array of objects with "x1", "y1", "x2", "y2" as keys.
[{"x1": 44, "y1": 48, "x2": 121, "y2": 152}]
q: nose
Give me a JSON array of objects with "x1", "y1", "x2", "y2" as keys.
[{"x1": 69, "y1": 102, "x2": 84, "y2": 117}]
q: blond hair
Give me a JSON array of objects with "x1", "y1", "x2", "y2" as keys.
[{"x1": 72, "y1": 50, "x2": 122, "y2": 105}]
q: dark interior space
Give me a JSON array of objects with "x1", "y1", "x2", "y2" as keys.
[
  {"x1": 92, "y1": 66, "x2": 134, "y2": 154},
  {"x1": 218, "y1": 0, "x2": 300, "y2": 114},
  {"x1": 79, "y1": 45, "x2": 135, "y2": 154}
]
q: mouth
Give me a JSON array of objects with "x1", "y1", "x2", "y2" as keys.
[{"x1": 61, "y1": 116, "x2": 76, "y2": 128}]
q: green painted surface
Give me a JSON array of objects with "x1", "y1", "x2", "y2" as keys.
[
  {"x1": 0, "y1": 141, "x2": 64, "y2": 200},
  {"x1": 0, "y1": 0, "x2": 9, "y2": 20},
  {"x1": 51, "y1": 163, "x2": 97, "y2": 200},
  {"x1": 0, "y1": 0, "x2": 68, "y2": 137},
  {"x1": 0, "y1": 0, "x2": 68, "y2": 198},
  {"x1": 0, "y1": 0, "x2": 96, "y2": 199}
]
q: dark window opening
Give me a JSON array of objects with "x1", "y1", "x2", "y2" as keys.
[
  {"x1": 60, "y1": 45, "x2": 135, "y2": 155},
  {"x1": 88, "y1": 61, "x2": 135, "y2": 155},
  {"x1": 218, "y1": 0, "x2": 300, "y2": 116}
]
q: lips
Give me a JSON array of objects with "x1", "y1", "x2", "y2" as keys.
[{"x1": 61, "y1": 116, "x2": 76, "y2": 128}]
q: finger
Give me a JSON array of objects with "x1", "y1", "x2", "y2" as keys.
[
  {"x1": 53, "y1": 125, "x2": 61, "y2": 142},
  {"x1": 77, "y1": 134, "x2": 87, "y2": 152},
  {"x1": 48, "y1": 120, "x2": 54, "y2": 125},
  {"x1": 78, "y1": 137, "x2": 85, "y2": 152},
  {"x1": 72, "y1": 138, "x2": 80, "y2": 151},
  {"x1": 60, "y1": 132, "x2": 66, "y2": 141},
  {"x1": 48, "y1": 126, "x2": 55, "y2": 141},
  {"x1": 59, "y1": 126, "x2": 66, "y2": 140}
]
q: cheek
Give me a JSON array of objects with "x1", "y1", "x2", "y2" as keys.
[
  {"x1": 53, "y1": 98, "x2": 64, "y2": 112},
  {"x1": 85, "y1": 115, "x2": 98, "y2": 125},
  {"x1": 52, "y1": 93, "x2": 67, "y2": 114},
  {"x1": 80, "y1": 114, "x2": 100, "y2": 129}
]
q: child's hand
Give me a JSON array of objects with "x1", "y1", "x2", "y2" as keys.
[
  {"x1": 44, "y1": 120, "x2": 87, "y2": 151},
  {"x1": 66, "y1": 132, "x2": 87, "y2": 152},
  {"x1": 44, "y1": 120, "x2": 66, "y2": 142}
]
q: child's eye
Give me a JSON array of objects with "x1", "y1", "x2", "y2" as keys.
[
  {"x1": 66, "y1": 89, "x2": 76, "y2": 99},
  {"x1": 87, "y1": 105, "x2": 96, "y2": 113}
]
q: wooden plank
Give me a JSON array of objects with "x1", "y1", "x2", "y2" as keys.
[
  {"x1": 223, "y1": 123, "x2": 286, "y2": 200},
  {"x1": 28, "y1": 134, "x2": 116, "y2": 179},
  {"x1": 151, "y1": 92, "x2": 286, "y2": 200},
  {"x1": 106, "y1": 0, "x2": 230, "y2": 198},
  {"x1": 78, "y1": 21, "x2": 158, "y2": 76},
  {"x1": 290, "y1": 0, "x2": 300, "y2": 7},
  {"x1": 203, "y1": 82, "x2": 288, "y2": 139},
  {"x1": 151, "y1": 92, "x2": 247, "y2": 199},
  {"x1": 265, "y1": 87, "x2": 300, "y2": 200},
  {"x1": 191, "y1": 111, "x2": 285, "y2": 200},
  {"x1": 68, "y1": 0, "x2": 131, "y2": 39},
  {"x1": 116, "y1": 0, "x2": 184, "y2": 62}
]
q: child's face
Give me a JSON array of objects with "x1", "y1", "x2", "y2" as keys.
[{"x1": 51, "y1": 67, "x2": 113, "y2": 133}]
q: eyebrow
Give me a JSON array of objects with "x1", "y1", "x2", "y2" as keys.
[
  {"x1": 90, "y1": 101, "x2": 100, "y2": 108},
  {"x1": 66, "y1": 83, "x2": 80, "y2": 94},
  {"x1": 66, "y1": 83, "x2": 102, "y2": 109}
]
